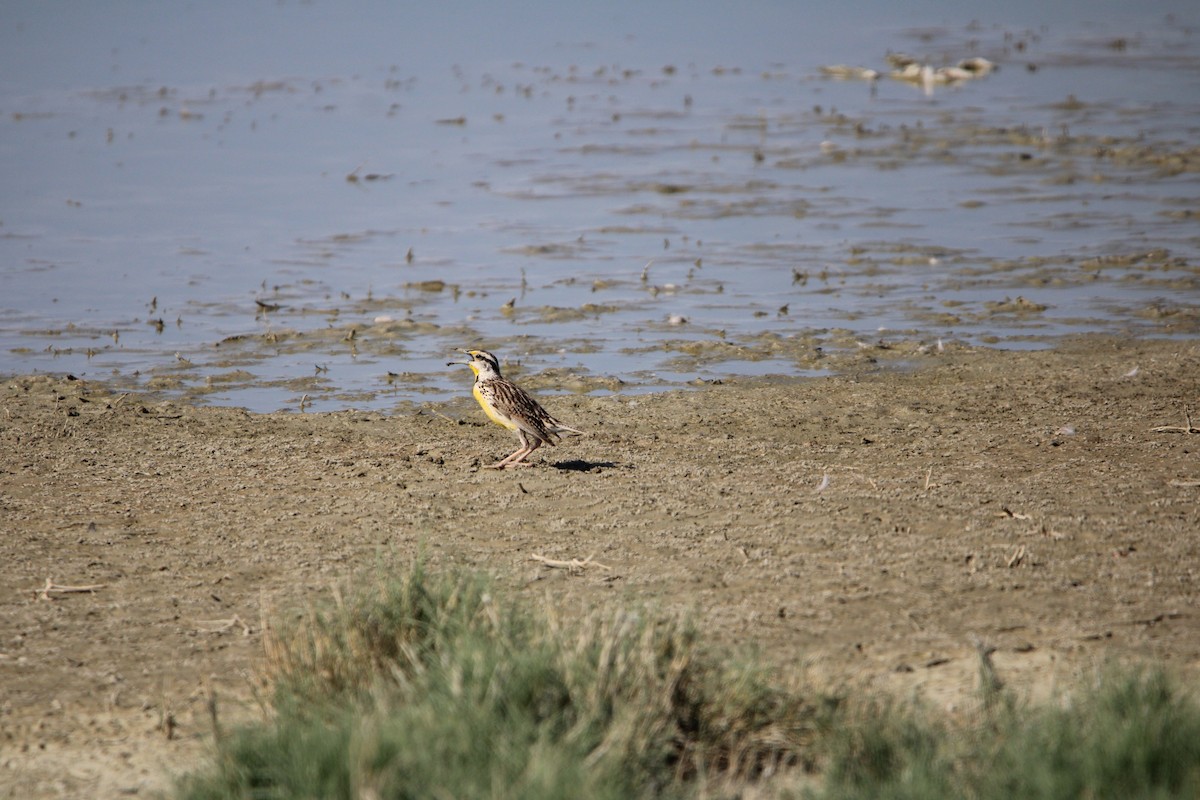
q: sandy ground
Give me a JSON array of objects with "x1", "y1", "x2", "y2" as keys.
[{"x1": 2, "y1": 335, "x2": 1199, "y2": 798}]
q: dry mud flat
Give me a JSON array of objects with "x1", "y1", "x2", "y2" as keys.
[{"x1": 2, "y1": 335, "x2": 1199, "y2": 798}]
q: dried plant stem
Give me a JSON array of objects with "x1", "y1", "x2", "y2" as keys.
[
  {"x1": 531, "y1": 553, "x2": 612, "y2": 574},
  {"x1": 1151, "y1": 406, "x2": 1198, "y2": 434},
  {"x1": 35, "y1": 578, "x2": 106, "y2": 601}
]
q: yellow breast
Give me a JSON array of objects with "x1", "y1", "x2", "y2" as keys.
[{"x1": 474, "y1": 383, "x2": 517, "y2": 431}]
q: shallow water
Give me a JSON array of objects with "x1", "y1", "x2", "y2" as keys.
[{"x1": 2, "y1": 1, "x2": 1198, "y2": 411}]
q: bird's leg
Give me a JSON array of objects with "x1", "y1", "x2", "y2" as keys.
[
  {"x1": 488, "y1": 446, "x2": 529, "y2": 469},
  {"x1": 505, "y1": 438, "x2": 542, "y2": 467},
  {"x1": 487, "y1": 450, "x2": 525, "y2": 470},
  {"x1": 487, "y1": 431, "x2": 534, "y2": 469}
]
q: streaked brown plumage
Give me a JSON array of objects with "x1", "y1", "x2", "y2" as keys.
[{"x1": 448, "y1": 348, "x2": 584, "y2": 468}]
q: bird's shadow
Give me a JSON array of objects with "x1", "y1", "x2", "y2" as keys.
[{"x1": 551, "y1": 459, "x2": 619, "y2": 472}]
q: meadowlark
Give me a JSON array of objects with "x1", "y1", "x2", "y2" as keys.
[{"x1": 448, "y1": 348, "x2": 584, "y2": 469}]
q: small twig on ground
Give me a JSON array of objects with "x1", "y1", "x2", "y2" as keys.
[
  {"x1": 1151, "y1": 406, "x2": 1198, "y2": 434},
  {"x1": 1168, "y1": 479, "x2": 1200, "y2": 488},
  {"x1": 1006, "y1": 545, "x2": 1027, "y2": 568},
  {"x1": 531, "y1": 553, "x2": 612, "y2": 575},
  {"x1": 196, "y1": 615, "x2": 253, "y2": 636},
  {"x1": 35, "y1": 578, "x2": 107, "y2": 601}
]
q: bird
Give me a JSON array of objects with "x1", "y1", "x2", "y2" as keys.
[
  {"x1": 447, "y1": 348, "x2": 584, "y2": 469},
  {"x1": 818, "y1": 64, "x2": 880, "y2": 81}
]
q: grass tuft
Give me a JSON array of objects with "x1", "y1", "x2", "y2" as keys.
[
  {"x1": 179, "y1": 562, "x2": 826, "y2": 799},
  {"x1": 817, "y1": 665, "x2": 1200, "y2": 800},
  {"x1": 177, "y1": 563, "x2": 1200, "y2": 799}
]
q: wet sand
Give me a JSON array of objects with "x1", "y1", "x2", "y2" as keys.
[{"x1": 2, "y1": 334, "x2": 1199, "y2": 797}]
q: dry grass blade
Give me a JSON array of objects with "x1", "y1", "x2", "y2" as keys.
[
  {"x1": 531, "y1": 553, "x2": 612, "y2": 574},
  {"x1": 196, "y1": 615, "x2": 252, "y2": 636},
  {"x1": 1151, "y1": 405, "x2": 1198, "y2": 434},
  {"x1": 34, "y1": 578, "x2": 107, "y2": 601}
]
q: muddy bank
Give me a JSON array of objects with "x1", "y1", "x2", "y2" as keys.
[{"x1": 2, "y1": 334, "x2": 1198, "y2": 798}]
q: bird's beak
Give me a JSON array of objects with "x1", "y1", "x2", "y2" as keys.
[{"x1": 447, "y1": 349, "x2": 471, "y2": 367}]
